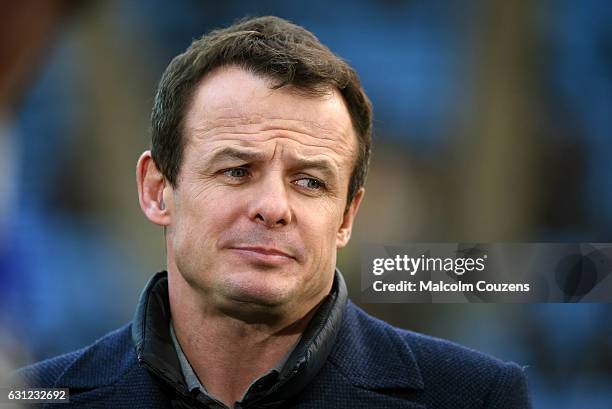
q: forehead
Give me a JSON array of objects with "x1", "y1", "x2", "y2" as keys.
[{"x1": 182, "y1": 66, "x2": 357, "y2": 164}]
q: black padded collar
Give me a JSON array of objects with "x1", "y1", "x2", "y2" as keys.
[{"x1": 131, "y1": 270, "x2": 348, "y2": 407}]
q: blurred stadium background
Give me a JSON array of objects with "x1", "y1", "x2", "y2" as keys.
[{"x1": 1, "y1": 1, "x2": 611, "y2": 407}]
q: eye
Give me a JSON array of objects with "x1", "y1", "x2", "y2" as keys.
[
  {"x1": 294, "y1": 177, "x2": 325, "y2": 191},
  {"x1": 223, "y1": 167, "x2": 249, "y2": 178}
]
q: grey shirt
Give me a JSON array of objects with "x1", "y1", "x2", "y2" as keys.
[{"x1": 169, "y1": 320, "x2": 295, "y2": 408}]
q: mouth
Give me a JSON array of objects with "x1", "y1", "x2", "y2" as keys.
[{"x1": 227, "y1": 246, "x2": 296, "y2": 265}]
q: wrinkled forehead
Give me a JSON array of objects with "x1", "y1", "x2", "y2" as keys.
[{"x1": 182, "y1": 66, "x2": 358, "y2": 163}]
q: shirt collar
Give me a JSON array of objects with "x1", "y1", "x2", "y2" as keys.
[
  {"x1": 168, "y1": 322, "x2": 204, "y2": 394},
  {"x1": 168, "y1": 319, "x2": 297, "y2": 398}
]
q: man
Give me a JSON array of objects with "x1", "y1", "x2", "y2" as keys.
[{"x1": 18, "y1": 16, "x2": 531, "y2": 408}]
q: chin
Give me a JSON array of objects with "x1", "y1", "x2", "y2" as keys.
[
  {"x1": 219, "y1": 273, "x2": 295, "y2": 308},
  {"x1": 215, "y1": 282, "x2": 296, "y2": 324}
]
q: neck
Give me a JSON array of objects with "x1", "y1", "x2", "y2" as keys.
[{"x1": 167, "y1": 268, "x2": 325, "y2": 407}]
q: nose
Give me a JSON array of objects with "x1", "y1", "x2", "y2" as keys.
[{"x1": 248, "y1": 173, "x2": 292, "y2": 228}]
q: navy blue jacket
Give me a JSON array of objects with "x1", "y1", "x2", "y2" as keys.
[{"x1": 18, "y1": 272, "x2": 531, "y2": 408}]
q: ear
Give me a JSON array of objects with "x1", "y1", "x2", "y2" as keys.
[
  {"x1": 336, "y1": 187, "x2": 365, "y2": 248},
  {"x1": 136, "y1": 150, "x2": 171, "y2": 226}
]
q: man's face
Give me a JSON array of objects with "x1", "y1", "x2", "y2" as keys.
[{"x1": 163, "y1": 66, "x2": 362, "y2": 317}]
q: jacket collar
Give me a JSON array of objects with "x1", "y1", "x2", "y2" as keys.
[
  {"x1": 131, "y1": 269, "x2": 348, "y2": 404},
  {"x1": 131, "y1": 271, "x2": 185, "y2": 393}
]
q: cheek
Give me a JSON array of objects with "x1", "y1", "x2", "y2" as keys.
[
  {"x1": 298, "y1": 200, "x2": 343, "y2": 266},
  {"x1": 171, "y1": 185, "x2": 240, "y2": 258}
]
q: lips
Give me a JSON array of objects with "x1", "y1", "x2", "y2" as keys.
[
  {"x1": 219, "y1": 231, "x2": 304, "y2": 264},
  {"x1": 227, "y1": 246, "x2": 297, "y2": 265},
  {"x1": 231, "y1": 246, "x2": 294, "y2": 258}
]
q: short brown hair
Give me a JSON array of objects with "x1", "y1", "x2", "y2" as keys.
[{"x1": 150, "y1": 16, "x2": 372, "y2": 208}]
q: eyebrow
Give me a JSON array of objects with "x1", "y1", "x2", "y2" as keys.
[
  {"x1": 207, "y1": 146, "x2": 339, "y2": 179},
  {"x1": 207, "y1": 146, "x2": 267, "y2": 164},
  {"x1": 289, "y1": 155, "x2": 338, "y2": 180}
]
